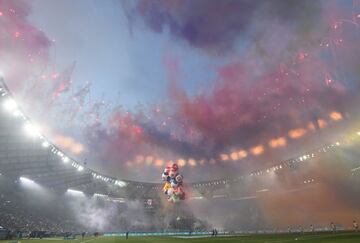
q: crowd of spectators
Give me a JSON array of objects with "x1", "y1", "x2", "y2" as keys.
[
  {"x1": 0, "y1": 176, "x2": 87, "y2": 240},
  {"x1": 0, "y1": 195, "x2": 80, "y2": 233}
]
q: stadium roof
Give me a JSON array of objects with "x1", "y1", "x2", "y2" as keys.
[
  {"x1": 0, "y1": 78, "x2": 164, "y2": 197},
  {"x1": 1, "y1": 77, "x2": 360, "y2": 200}
]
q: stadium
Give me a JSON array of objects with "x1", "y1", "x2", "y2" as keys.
[{"x1": 1, "y1": 0, "x2": 360, "y2": 242}]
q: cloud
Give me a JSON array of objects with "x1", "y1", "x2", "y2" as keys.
[{"x1": 125, "y1": 0, "x2": 321, "y2": 54}]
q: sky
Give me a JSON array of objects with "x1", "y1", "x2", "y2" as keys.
[
  {"x1": 28, "y1": 0, "x2": 220, "y2": 108},
  {"x1": 0, "y1": 0, "x2": 360, "y2": 182}
]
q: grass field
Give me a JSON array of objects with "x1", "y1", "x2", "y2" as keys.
[{"x1": 2, "y1": 232, "x2": 360, "y2": 243}]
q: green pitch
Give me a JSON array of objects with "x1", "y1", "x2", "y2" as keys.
[{"x1": 2, "y1": 232, "x2": 360, "y2": 243}]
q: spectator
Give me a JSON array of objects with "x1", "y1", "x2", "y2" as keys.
[
  {"x1": 310, "y1": 224, "x2": 314, "y2": 233},
  {"x1": 330, "y1": 222, "x2": 336, "y2": 233},
  {"x1": 353, "y1": 220, "x2": 358, "y2": 231}
]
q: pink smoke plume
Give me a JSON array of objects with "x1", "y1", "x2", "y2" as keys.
[
  {"x1": 1, "y1": 0, "x2": 359, "y2": 183},
  {"x1": 0, "y1": 0, "x2": 51, "y2": 85}
]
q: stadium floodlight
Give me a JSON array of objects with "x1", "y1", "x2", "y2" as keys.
[
  {"x1": 20, "y1": 176, "x2": 34, "y2": 184},
  {"x1": 94, "y1": 193, "x2": 108, "y2": 198},
  {"x1": 3, "y1": 98, "x2": 17, "y2": 112},
  {"x1": 19, "y1": 176, "x2": 42, "y2": 190},
  {"x1": 114, "y1": 180, "x2": 127, "y2": 187},
  {"x1": 12, "y1": 109, "x2": 23, "y2": 117},
  {"x1": 23, "y1": 122, "x2": 40, "y2": 138},
  {"x1": 42, "y1": 141, "x2": 50, "y2": 148},
  {"x1": 62, "y1": 156, "x2": 69, "y2": 163},
  {"x1": 110, "y1": 197, "x2": 126, "y2": 203},
  {"x1": 77, "y1": 165, "x2": 84, "y2": 172},
  {"x1": 66, "y1": 189, "x2": 84, "y2": 195}
]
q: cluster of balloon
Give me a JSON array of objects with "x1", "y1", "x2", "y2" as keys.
[{"x1": 162, "y1": 164, "x2": 185, "y2": 203}]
